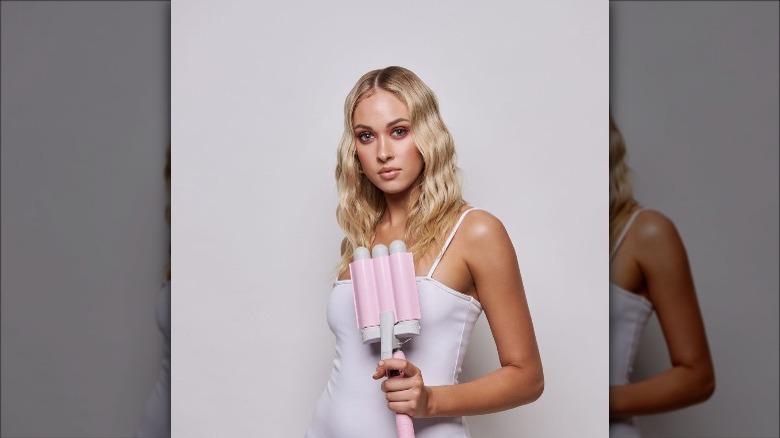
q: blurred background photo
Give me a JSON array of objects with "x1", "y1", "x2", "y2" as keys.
[
  {"x1": 1, "y1": 2, "x2": 170, "y2": 437},
  {"x1": 611, "y1": 2, "x2": 779, "y2": 437}
]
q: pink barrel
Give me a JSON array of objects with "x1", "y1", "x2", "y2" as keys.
[
  {"x1": 373, "y1": 255, "x2": 397, "y2": 315},
  {"x1": 350, "y1": 258, "x2": 379, "y2": 330},
  {"x1": 388, "y1": 251, "x2": 420, "y2": 323}
]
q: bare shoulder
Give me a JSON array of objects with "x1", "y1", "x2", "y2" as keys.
[
  {"x1": 633, "y1": 209, "x2": 683, "y2": 247},
  {"x1": 631, "y1": 209, "x2": 689, "y2": 269},
  {"x1": 455, "y1": 209, "x2": 523, "y2": 303},
  {"x1": 458, "y1": 209, "x2": 512, "y2": 249}
]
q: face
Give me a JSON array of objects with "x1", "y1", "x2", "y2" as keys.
[{"x1": 352, "y1": 90, "x2": 424, "y2": 196}]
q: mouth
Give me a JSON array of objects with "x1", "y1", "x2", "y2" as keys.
[{"x1": 378, "y1": 167, "x2": 401, "y2": 180}]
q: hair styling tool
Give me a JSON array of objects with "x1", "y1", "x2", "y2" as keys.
[{"x1": 350, "y1": 240, "x2": 421, "y2": 438}]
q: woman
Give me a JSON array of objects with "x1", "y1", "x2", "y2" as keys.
[
  {"x1": 609, "y1": 114, "x2": 715, "y2": 437},
  {"x1": 135, "y1": 145, "x2": 171, "y2": 438},
  {"x1": 306, "y1": 67, "x2": 544, "y2": 437}
]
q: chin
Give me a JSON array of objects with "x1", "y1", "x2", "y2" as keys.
[{"x1": 374, "y1": 182, "x2": 413, "y2": 196}]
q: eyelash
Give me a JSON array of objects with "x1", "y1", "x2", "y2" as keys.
[
  {"x1": 356, "y1": 128, "x2": 408, "y2": 144},
  {"x1": 391, "y1": 128, "x2": 408, "y2": 137}
]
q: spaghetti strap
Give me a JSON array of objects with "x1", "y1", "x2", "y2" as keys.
[
  {"x1": 610, "y1": 208, "x2": 645, "y2": 261},
  {"x1": 426, "y1": 208, "x2": 481, "y2": 278}
]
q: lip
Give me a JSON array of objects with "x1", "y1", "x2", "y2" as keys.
[{"x1": 378, "y1": 167, "x2": 401, "y2": 180}]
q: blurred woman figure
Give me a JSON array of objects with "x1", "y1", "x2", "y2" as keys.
[
  {"x1": 609, "y1": 115, "x2": 715, "y2": 437},
  {"x1": 135, "y1": 146, "x2": 171, "y2": 438}
]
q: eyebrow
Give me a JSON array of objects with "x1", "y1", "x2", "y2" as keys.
[{"x1": 353, "y1": 118, "x2": 410, "y2": 131}]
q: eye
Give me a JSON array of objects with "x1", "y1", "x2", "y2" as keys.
[
  {"x1": 356, "y1": 132, "x2": 374, "y2": 143},
  {"x1": 391, "y1": 127, "x2": 408, "y2": 137}
]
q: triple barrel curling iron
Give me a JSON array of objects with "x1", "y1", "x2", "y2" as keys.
[{"x1": 350, "y1": 240, "x2": 421, "y2": 438}]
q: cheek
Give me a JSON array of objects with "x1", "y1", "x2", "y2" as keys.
[
  {"x1": 355, "y1": 149, "x2": 370, "y2": 167},
  {"x1": 404, "y1": 143, "x2": 424, "y2": 169}
]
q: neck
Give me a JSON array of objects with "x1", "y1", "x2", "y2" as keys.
[{"x1": 382, "y1": 190, "x2": 412, "y2": 228}]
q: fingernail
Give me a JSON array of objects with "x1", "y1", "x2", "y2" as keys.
[{"x1": 378, "y1": 361, "x2": 384, "y2": 366}]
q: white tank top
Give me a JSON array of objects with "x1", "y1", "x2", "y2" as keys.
[
  {"x1": 306, "y1": 208, "x2": 483, "y2": 438},
  {"x1": 609, "y1": 209, "x2": 653, "y2": 438}
]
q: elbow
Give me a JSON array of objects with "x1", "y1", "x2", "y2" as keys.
[
  {"x1": 693, "y1": 361, "x2": 716, "y2": 404},
  {"x1": 530, "y1": 374, "x2": 545, "y2": 402},
  {"x1": 523, "y1": 369, "x2": 545, "y2": 404},
  {"x1": 504, "y1": 362, "x2": 544, "y2": 408},
  {"x1": 698, "y1": 372, "x2": 715, "y2": 403},
  {"x1": 688, "y1": 377, "x2": 715, "y2": 407},
  {"x1": 683, "y1": 362, "x2": 715, "y2": 405}
]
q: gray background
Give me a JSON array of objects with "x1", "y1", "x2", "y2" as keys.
[
  {"x1": 611, "y1": 2, "x2": 779, "y2": 437},
  {"x1": 173, "y1": 0, "x2": 608, "y2": 437},
  {"x1": 1, "y1": 2, "x2": 170, "y2": 437}
]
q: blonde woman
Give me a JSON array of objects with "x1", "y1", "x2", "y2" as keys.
[
  {"x1": 306, "y1": 67, "x2": 543, "y2": 438},
  {"x1": 609, "y1": 115, "x2": 715, "y2": 437}
]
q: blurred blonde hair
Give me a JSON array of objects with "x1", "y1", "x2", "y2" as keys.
[
  {"x1": 609, "y1": 113, "x2": 639, "y2": 250},
  {"x1": 335, "y1": 66, "x2": 465, "y2": 275}
]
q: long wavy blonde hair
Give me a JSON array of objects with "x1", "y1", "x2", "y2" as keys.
[
  {"x1": 609, "y1": 113, "x2": 639, "y2": 250},
  {"x1": 335, "y1": 66, "x2": 466, "y2": 275}
]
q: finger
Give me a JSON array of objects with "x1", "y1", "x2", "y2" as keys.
[
  {"x1": 384, "y1": 388, "x2": 416, "y2": 402},
  {"x1": 372, "y1": 360, "x2": 401, "y2": 380},
  {"x1": 376, "y1": 358, "x2": 420, "y2": 377},
  {"x1": 372, "y1": 364, "x2": 400, "y2": 380},
  {"x1": 387, "y1": 400, "x2": 415, "y2": 416},
  {"x1": 382, "y1": 375, "x2": 420, "y2": 392}
]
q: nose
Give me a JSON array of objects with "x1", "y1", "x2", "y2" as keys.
[{"x1": 377, "y1": 135, "x2": 394, "y2": 162}]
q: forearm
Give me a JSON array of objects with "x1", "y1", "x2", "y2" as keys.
[
  {"x1": 610, "y1": 364, "x2": 715, "y2": 417},
  {"x1": 426, "y1": 364, "x2": 544, "y2": 417}
]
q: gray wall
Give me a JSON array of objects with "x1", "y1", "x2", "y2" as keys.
[
  {"x1": 611, "y1": 2, "x2": 779, "y2": 437},
  {"x1": 1, "y1": 2, "x2": 170, "y2": 437}
]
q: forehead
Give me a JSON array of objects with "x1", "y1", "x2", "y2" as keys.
[{"x1": 353, "y1": 90, "x2": 409, "y2": 124}]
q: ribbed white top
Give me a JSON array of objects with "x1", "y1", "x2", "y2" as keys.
[{"x1": 609, "y1": 209, "x2": 653, "y2": 438}]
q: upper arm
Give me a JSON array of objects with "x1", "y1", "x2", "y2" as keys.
[
  {"x1": 462, "y1": 211, "x2": 542, "y2": 372},
  {"x1": 635, "y1": 211, "x2": 713, "y2": 371}
]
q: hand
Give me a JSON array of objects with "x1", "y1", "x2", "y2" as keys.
[{"x1": 373, "y1": 358, "x2": 431, "y2": 418}]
